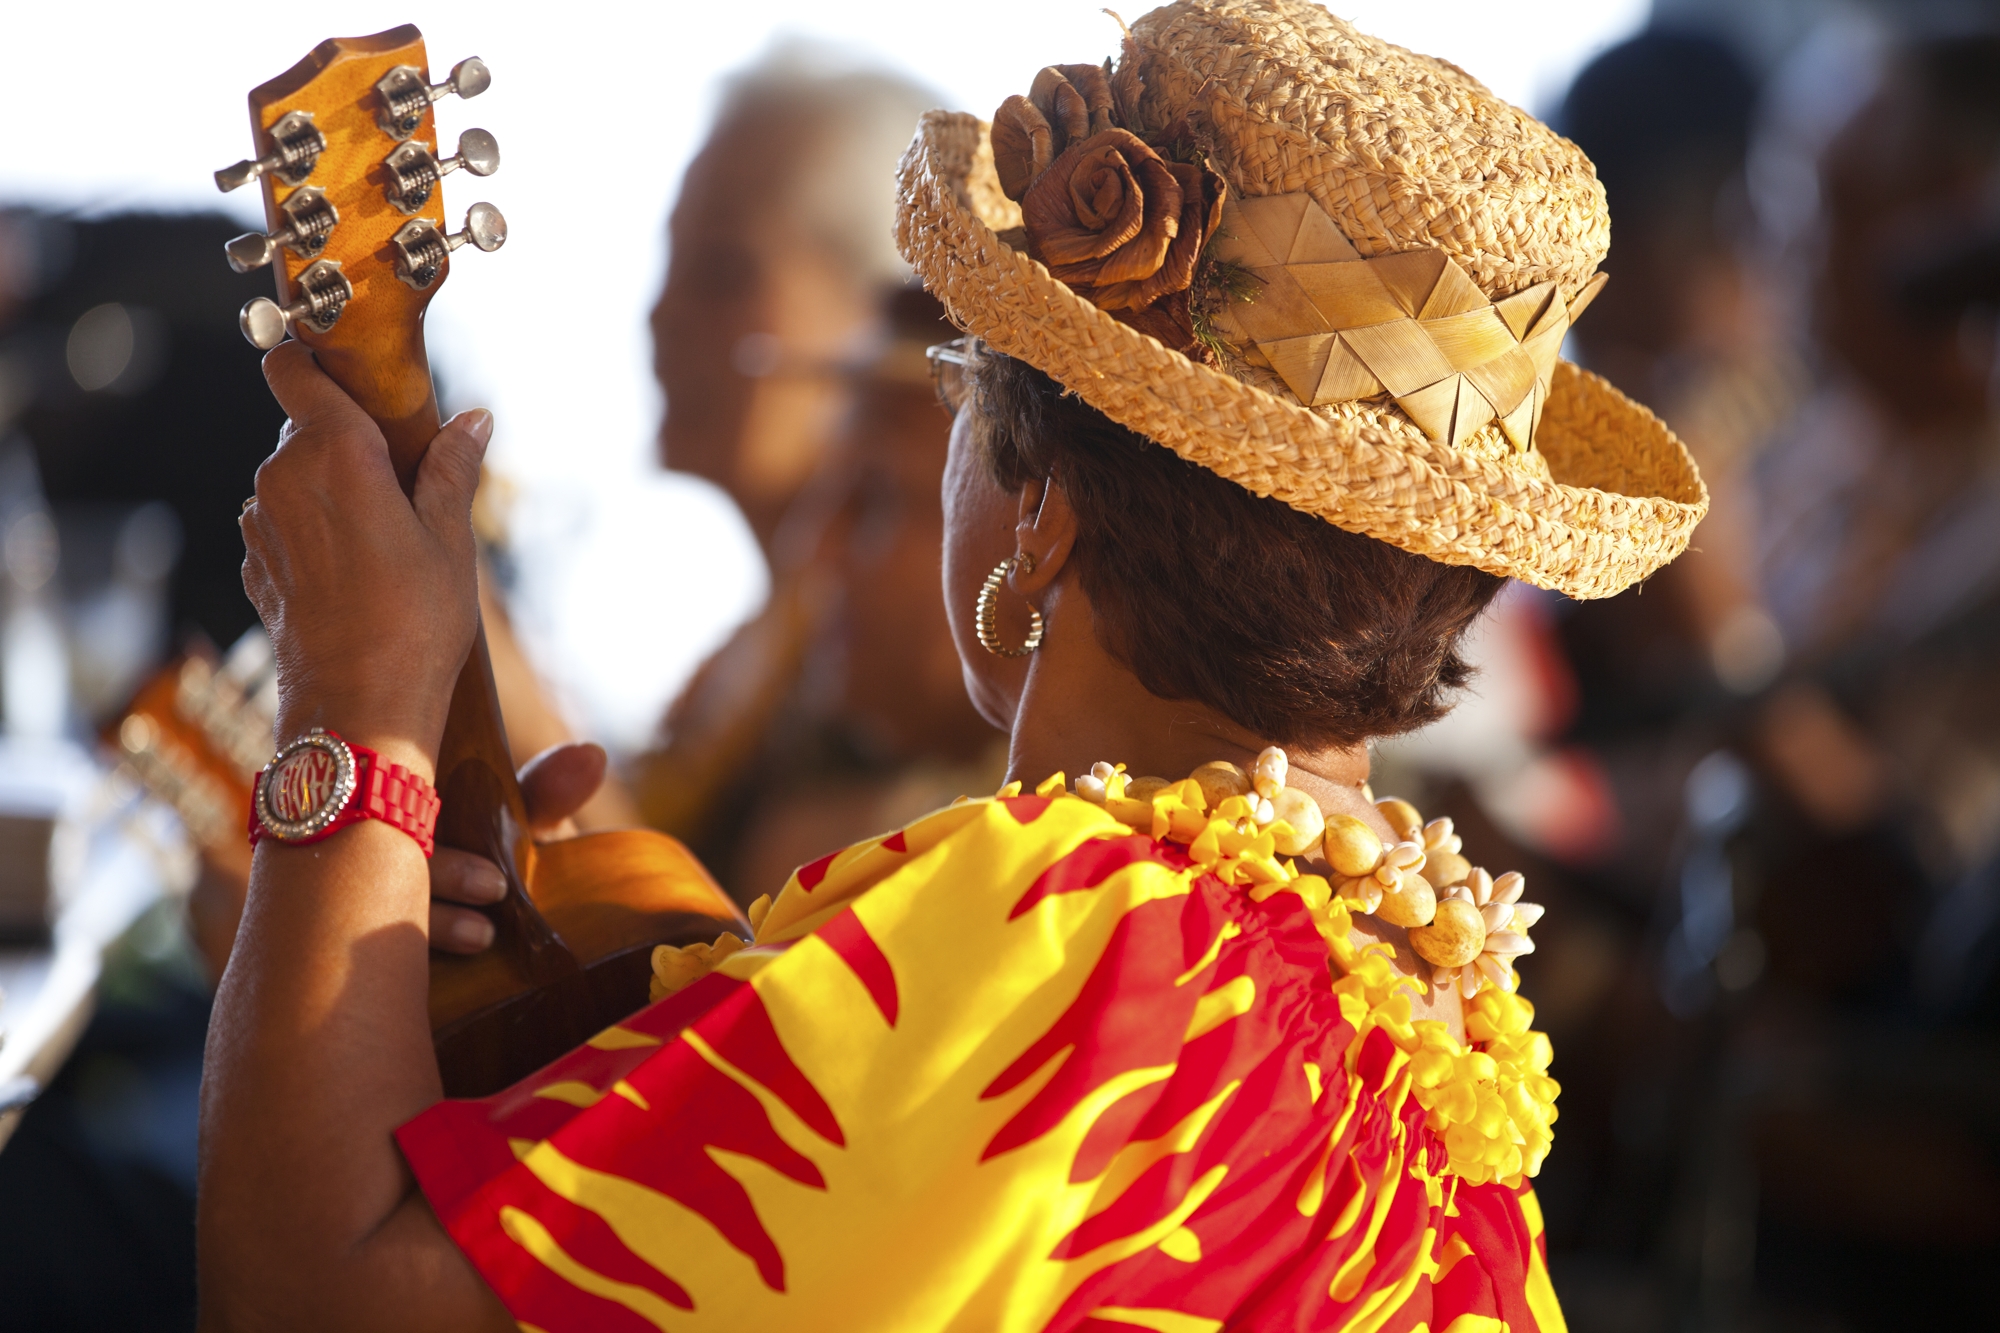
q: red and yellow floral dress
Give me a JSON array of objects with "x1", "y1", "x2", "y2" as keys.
[{"x1": 398, "y1": 777, "x2": 1565, "y2": 1332}]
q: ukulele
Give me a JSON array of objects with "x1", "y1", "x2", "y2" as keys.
[{"x1": 216, "y1": 25, "x2": 748, "y2": 1097}]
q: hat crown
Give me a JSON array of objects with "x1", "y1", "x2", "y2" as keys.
[{"x1": 1123, "y1": 0, "x2": 1608, "y2": 298}]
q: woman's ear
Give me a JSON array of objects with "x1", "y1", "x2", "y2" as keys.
[{"x1": 1011, "y1": 477, "x2": 1077, "y2": 594}]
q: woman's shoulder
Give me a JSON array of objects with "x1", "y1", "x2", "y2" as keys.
[{"x1": 756, "y1": 783, "x2": 1138, "y2": 942}]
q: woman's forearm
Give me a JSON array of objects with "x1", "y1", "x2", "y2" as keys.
[
  {"x1": 197, "y1": 735, "x2": 506, "y2": 1328},
  {"x1": 201, "y1": 766, "x2": 435, "y2": 1254}
]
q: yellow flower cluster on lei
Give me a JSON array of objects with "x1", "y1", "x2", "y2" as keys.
[{"x1": 1017, "y1": 748, "x2": 1560, "y2": 1188}]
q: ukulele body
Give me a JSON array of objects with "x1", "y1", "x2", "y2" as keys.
[{"x1": 431, "y1": 824, "x2": 741, "y2": 1098}]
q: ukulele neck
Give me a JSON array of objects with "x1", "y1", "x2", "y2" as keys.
[{"x1": 317, "y1": 327, "x2": 441, "y2": 492}]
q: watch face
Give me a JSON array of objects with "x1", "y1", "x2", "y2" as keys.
[{"x1": 255, "y1": 730, "x2": 357, "y2": 842}]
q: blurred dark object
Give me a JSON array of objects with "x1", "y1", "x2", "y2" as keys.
[
  {"x1": 0, "y1": 210, "x2": 285, "y2": 655},
  {"x1": 0, "y1": 910, "x2": 207, "y2": 1333},
  {"x1": 0, "y1": 805, "x2": 57, "y2": 942},
  {"x1": 1811, "y1": 33, "x2": 2000, "y2": 442},
  {"x1": 1730, "y1": 31, "x2": 2000, "y2": 1330},
  {"x1": 1558, "y1": 27, "x2": 1757, "y2": 395},
  {"x1": 1898, "y1": 228, "x2": 2000, "y2": 322},
  {"x1": 1561, "y1": 28, "x2": 1757, "y2": 314},
  {"x1": 0, "y1": 208, "x2": 280, "y2": 1329}
]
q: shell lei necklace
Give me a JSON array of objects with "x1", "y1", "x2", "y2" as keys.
[
  {"x1": 1015, "y1": 745, "x2": 1558, "y2": 1188},
  {"x1": 1061, "y1": 747, "x2": 1549, "y2": 1000}
]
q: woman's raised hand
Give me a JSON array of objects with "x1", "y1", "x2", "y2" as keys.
[
  {"x1": 240, "y1": 343, "x2": 491, "y2": 773},
  {"x1": 428, "y1": 741, "x2": 609, "y2": 953}
]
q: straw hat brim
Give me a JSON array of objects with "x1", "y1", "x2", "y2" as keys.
[{"x1": 896, "y1": 112, "x2": 1708, "y2": 601}]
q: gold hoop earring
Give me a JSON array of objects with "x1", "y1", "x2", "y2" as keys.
[{"x1": 975, "y1": 554, "x2": 1045, "y2": 657}]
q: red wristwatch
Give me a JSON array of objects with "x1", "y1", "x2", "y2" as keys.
[{"x1": 248, "y1": 728, "x2": 441, "y2": 857}]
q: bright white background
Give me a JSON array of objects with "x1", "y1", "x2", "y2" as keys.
[{"x1": 1, "y1": 0, "x2": 1646, "y2": 749}]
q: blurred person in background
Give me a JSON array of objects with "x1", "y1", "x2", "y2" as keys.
[
  {"x1": 0, "y1": 207, "x2": 288, "y2": 1332},
  {"x1": 1724, "y1": 29, "x2": 2000, "y2": 1327},
  {"x1": 1518, "y1": 18, "x2": 2000, "y2": 1331},
  {"x1": 1558, "y1": 29, "x2": 1794, "y2": 712},
  {"x1": 651, "y1": 49, "x2": 932, "y2": 547},
  {"x1": 625, "y1": 50, "x2": 1001, "y2": 903},
  {"x1": 1507, "y1": 31, "x2": 1786, "y2": 1330},
  {"x1": 678, "y1": 285, "x2": 1009, "y2": 899}
]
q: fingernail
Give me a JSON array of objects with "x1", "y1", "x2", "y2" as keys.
[
  {"x1": 466, "y1": 861, "x2": 507, "y2": 903},
  {"x1": 463, "y1": 408, "x2": 495, "y2": 447},
  {"x1": 448, "y1": 915, "x2": 495, "y2": 951}
]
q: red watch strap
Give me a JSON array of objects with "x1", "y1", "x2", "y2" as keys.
[{"x1": 354, "y1": 753, "x2": 442, "y2": 856}]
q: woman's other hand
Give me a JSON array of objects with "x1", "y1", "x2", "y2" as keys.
[
  {"x1": 240, "y1": 343, "x2": 491, "y2": 773},
  {"x1": 429, "y1": 741, "x2": 610, "y2": 953}
]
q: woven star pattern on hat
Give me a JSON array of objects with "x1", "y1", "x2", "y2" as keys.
[{"x1": 1208, "y1": 193, "x2": 1607, "y2": 456}]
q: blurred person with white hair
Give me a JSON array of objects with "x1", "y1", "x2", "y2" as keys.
[
  {"x1": 436, "y1": 47, "x2": 1000, "y2": 929},
  {"x1": 651, "y1": 45, "x2": 940, "y2": 542}
]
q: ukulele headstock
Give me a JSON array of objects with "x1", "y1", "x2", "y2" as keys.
[{"x1": 216, "y1": 26, "x2": 505, "y2": 357}]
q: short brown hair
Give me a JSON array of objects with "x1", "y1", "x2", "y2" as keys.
[{"x1": 971, "y1": 349, "x2": 1503, "y2": 749}]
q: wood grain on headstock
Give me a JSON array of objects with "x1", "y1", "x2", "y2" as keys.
[{"x1": 250, "y1": 26, "x2": 446, "y2": 489}]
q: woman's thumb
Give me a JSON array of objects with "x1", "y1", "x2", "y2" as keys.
[
  {"x1": 414, "y1": 409, "x2": 495, "y2": 536},
  {"x1": 518, "y1": 742, "x2": 608, "y2": 834}
]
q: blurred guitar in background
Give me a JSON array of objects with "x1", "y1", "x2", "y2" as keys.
[{"x1": 110, "y1": 630, "x2": 274, "y2": 972}]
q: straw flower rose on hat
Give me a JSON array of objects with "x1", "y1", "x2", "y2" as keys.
[{"x1": 991, "y1": 61, "x2": 1225, "y2": 351}]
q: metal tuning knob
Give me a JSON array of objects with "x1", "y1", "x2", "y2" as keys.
[
  {"x1": 374, "y1": 57, "x2": 491, "y2": 141},
  {"x1": 215, "y1": 110, "x2": 325, "y2": 193},
  {"x1": 390, "y1": 203, "x2": 506, "y2": 291},
  {"x1": 382, "y1": 128, "x2": 501, "y2": 214},
  {"x1": 237, "y1": 260, "x2": 352, "y2": 350},
  {"x1": 223, "y1": 186, "x2": 339, "y2": 272}
]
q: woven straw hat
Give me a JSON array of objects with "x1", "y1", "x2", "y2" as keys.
[{"x1": 895, "y1": 0, "x2": 1706, "y2": 599}]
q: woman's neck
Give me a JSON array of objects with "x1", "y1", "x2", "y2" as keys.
[
  {"x1": 1001, "y1": 576, "x2": 1454, "y2": 1035},
  {"x1": 1003, "y1": 580, "x2": 1384, "y2": 836}
]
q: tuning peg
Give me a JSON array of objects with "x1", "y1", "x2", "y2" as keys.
[
  {"x1": 375, "y1": 57, "x2": 492, "y2": 141},
  {"x1": 223, "y1": 186, "x2": 339, "y2": 272},
  {"x1": 449, "y1": 201, "x2": 508, "y2": 253},
  {"x1": 215, "y1": 110, "x2": 325, "y2": 193},
  {"x1": 390, "y1": 203, "x2": 506, "y2": 291},
  {"x1": 444, "y1": 58, "x2": 493, "y2": 100},
  {"x1": 237, "y1": 260, "x2": 352, "y2": 350},
  {"x1": 382, "y1": 129, "x2": 501, "y2": 214},
  {"x1": 447, "y1": 128, "x2": 502, "y2": 177}
]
